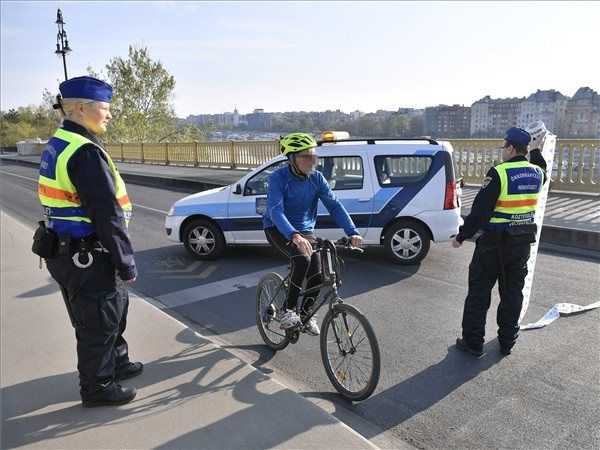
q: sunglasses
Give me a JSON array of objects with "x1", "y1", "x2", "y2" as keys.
[{"x1": 296, "y1": 154, "x2": 319, "y2": 161}]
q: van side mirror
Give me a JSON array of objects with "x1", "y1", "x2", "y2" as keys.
[{"x1": 233, "y1": 184, "x2": 242, "y2": 195}]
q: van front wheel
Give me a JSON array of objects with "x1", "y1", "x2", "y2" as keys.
[{"x1": 183, "y1": 219, "x2": 225, "y2": 260}]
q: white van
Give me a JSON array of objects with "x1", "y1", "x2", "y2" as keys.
[{"x1": 165, "y1": 137, "x2": 463, "y2": 264}]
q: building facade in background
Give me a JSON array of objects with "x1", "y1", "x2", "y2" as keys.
[
  {"x1": 424, "y1": 105, "x2": 471, "y2": 138},
  {"x1": 469, "y1": 96, "x2": 524, "y2": 138},
  {"x1": 563, "y1": 87, "x2": 600, "y2": 138},
  {"x1": 517, "y1": 90, "x2": 568, "y2": 135},
  {"x1": 245, "y1": 108, "x2": 273, "y2": 130},
  {"x1": 182, "y1": 86, "x2": 599, "y2": 138},
  {"x1": 470, "y1": 96, "x2": 491, "y2": 137}
]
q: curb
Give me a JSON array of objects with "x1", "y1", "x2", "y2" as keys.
[
  {"x1": 119, "y1": 172, "x2": 226, "y2": 192},
  {"x1": 540, "y1": 225, "x2": 600, "y2": 256},
  {"x1": 0, "y1": 156, "x2": 227, "y2": 192}
]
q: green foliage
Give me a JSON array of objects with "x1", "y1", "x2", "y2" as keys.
[
  {"x1": 0, "y1": 90, "x2": 60, "y2": 147},
  {"x1": 100, "y1": 46, "x2": 177, "y2": 143}
]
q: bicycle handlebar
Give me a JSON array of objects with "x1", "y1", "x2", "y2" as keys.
[{"x1": 314, "y1": 237, "x2": 365, "y2": 254}]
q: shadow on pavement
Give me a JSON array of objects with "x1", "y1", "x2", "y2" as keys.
[
  {"x1": 302, "y1": 340, "x2": 504, "y2": 440},
  {"x1": 16, "y1": 279, "x2": 60, "y2": 299},
  {"x1": 132, "y1": 244, "x2": 419, "y2": 336},
  {"x1": 2, "y1": 329, "x2": 340, "y2": 450}
]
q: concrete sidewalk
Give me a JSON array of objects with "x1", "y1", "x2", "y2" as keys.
[{"x1": 0, "y1": 211, "x2": 376, "y2": 450}]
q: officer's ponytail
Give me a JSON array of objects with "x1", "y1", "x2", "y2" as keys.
[{"x1": 53, "y1": 94, "x2": 66, "y2": 116}]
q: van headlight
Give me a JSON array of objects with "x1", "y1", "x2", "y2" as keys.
[{"x1": 168, "y1": 206, "x2": 175, "y2": 216}]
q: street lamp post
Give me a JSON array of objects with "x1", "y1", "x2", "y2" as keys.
[{"x1": 54, "y1": 9, "x2": 72, "y2": 81}]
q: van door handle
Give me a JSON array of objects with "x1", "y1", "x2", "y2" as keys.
[{"x1": 358, "y1": 198, "x2": 371, "y2": 202}]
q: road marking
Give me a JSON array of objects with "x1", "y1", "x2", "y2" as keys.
[
  {"x1": 0, "y1": 169, "x2": 168, "y2": 215},
  {"x1": 1, "y1": 210, "x2": 34, "y2": 232},
  {"x1": 149, "y1": 260, "x2": 203, "y2": 274},
  {"x1": 0, "y1": 169, "x2": 37, "y2": 182},
  {"x1": 198, "y1": 264, "x2": 219, "y2": 279},
  {"x1": 134, "y1": 204, "x2": 168, "y2": 214},
  {"x1": 157, "y1": 265, "x2": 287, "y2": 308},
  {"x1": 161, "y1": 264, "x2": 220, "y2": 280}
]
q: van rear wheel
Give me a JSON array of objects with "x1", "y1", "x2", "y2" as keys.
[{"x1": 383, "y1": 220, "x2": 430, "y2": 265}]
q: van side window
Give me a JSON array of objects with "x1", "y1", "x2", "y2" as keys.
[
  {"x1": 244, "y1": 160, "x2": 288, "y2": 196},
  {"x1": 374, "y1": 156, "x2": 432, "y2": 187},
  {"x1": 316, "y1": 156, "x2": 364, "y2": 190}
]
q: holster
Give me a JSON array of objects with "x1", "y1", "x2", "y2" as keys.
[{"x1": 31, "y1": 221, "x2": 59, "y2": 259}]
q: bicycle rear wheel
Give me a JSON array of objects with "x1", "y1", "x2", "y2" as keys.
[
  {"x1": 320, "y1": 303, "x2": 380, "y2": 401},
  {"x1": 256, "y1": 272, "x2": 290, "y2": 351}
]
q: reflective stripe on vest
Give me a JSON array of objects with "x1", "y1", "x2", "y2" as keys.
[
  {"x1": 488, "y1": 160, "x2": 542, "y2": 229},
  {"x1": 38, "y1": 128, "x2": 133, "y2": 234}
]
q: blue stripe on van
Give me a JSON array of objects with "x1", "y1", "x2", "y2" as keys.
[{"x1": 216, "y1": 214, "x2": 371, "y2": 232}]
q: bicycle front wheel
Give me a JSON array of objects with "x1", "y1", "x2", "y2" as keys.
[
  {"x1": 256, "y1": 272, "x2": 290, "y2": 351},
  {"x1": 320, "y1": 303, "x2": 380, "y2": 401}
]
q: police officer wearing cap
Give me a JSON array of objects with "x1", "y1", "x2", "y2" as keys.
[
  {"x1": 452, "y1": 127, "x2": 547, "y2": 357},
  {"x1": 38, "y1": 76, "x2": 142, "y2": 406}
]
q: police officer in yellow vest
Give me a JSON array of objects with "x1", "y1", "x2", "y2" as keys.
[
  {"x1": 39, "y1": 76, "x2": 142, "y2": 406},
  {"x1": 452, "y1": 127, "x2": 547, "y2": 358}
]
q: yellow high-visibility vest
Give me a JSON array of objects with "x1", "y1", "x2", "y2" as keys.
[
  {"x1": 488, "y1": 159, "x2": 543, "y2": 230},
  {"x1": 38, "y1": 127, "x2": 132, "y2": 236}
]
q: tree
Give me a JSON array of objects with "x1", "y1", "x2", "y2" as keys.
[
  {"x1": 0, "y1": 89, "x2": 60, "y2": 147},
  {"x1": 408, "y1": 115, "x2": 425, "y2": 137},
  {"x1": 4, "y1": 109, "x2": 20, "y2": 123},
  {"x1": 99, "y1": 46, "x2": 176, "y2": 143},
  {"x1": 170, "y1": 124, "x2": 208, "y2": 142},
  {"x1": 0, "y1": 119, "x2": 36, "y2": 147},
  {"x1": 383, "y1": 114, "x2": 411, "y2": 137}
]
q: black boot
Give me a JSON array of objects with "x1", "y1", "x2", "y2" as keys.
[
  {"x1": 456, "y1": 338, "x2": 485, "y2": 358},
  {"x1": 116, "y1": 361, "x2": 144, "y2": 381},
  {"x1": 82, "y1": 383, "x2": 136, "y2": 407},
  {"x1": 499, "y1": 344, "x2": 513, "y2": 356}
]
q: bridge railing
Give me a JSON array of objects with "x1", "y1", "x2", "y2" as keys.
[
  {"x1": 105, "y1": 139, "x2": 600, "y2": 194},
  {"x1": 106, "y1": 140, "x2": 279, "y2": 170}
]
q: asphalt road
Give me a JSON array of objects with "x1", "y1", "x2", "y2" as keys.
[{"x1": 1, "y1": 160, "x2": 598, "y2": 450}]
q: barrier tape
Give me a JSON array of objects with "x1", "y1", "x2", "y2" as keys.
[
  {"x1": 521, "y1": 301, "x2": 600, "y2": 330},
  {"x1": 518, "y1": 134, "x2": 556, "y2": 325}
]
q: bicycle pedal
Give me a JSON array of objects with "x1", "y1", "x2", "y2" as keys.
[{"x1": 285, "y1": 329, "x2": 300, "y2": 343}]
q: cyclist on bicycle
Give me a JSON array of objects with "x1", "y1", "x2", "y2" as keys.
[{"x1": 264, "y1": 132, "x2": 363, "y2": 335}]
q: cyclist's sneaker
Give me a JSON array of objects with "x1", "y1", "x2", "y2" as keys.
[
  {"x1": 304, "y1": 316, "x2": 320, "y2": 336},
  {"x1": 279, "y1": 309, "x2": 301, "y2": 330}
]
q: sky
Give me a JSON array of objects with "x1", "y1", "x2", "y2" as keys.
[{"x1": 1, "y1": 1, "x2": 599, "y2": 117}]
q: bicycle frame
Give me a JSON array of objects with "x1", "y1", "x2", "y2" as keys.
[
  {"x1": 274, "y1": 239, "x2": 345, "y2": 326},
  {"x1": 257, "y1": 237, "x2": 379, "y2": 400}
]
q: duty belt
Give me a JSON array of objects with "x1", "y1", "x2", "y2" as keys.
[{"x1": 71, "y1": 238, "x2": 109, "y2": 269}]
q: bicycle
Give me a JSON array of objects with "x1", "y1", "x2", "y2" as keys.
[{"x1": 256, "y1": 237, "x2": 381, "y2": 401}]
